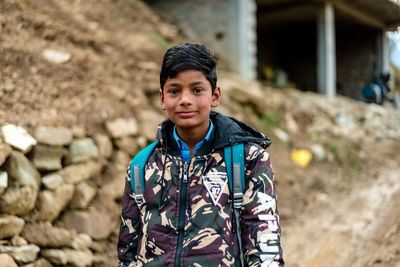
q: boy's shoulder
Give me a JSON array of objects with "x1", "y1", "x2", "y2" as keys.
[{"x1": 243, "y1": 142, "x2": 272, "y2": 166}]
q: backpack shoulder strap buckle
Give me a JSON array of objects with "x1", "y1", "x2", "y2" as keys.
[
  {"x1": 133, "y1": 164, "x2": 144, "y2": 208},
  {"x1": 233, "y1": 192, "x2": 243, "y2": 209},
  {"x1": 134, "y1": 194, "x2": 143, "y2": 208},
  {"x1": 129, "y1": 141, "x2": 159, "y2": 208}
]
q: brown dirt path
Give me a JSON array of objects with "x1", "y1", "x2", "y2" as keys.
[{"x1": 283, "y1": 152, "x2": 400, "y2": 266}]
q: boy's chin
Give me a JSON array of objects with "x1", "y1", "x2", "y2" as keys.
[
  {"x1": 174, "y1": 120, "x2": 202, "y2": 130},
  {"x1": 175, "y1": 122, "x2": 197, "y2": 129}
]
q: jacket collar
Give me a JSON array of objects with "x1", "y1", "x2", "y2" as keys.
[{"x1": 156, "y1": 111, "x2": 271, "y2": 156}]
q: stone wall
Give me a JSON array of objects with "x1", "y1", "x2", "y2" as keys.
[{"x1": 0, "y1": 113, "x2": 164, "y2": 266}]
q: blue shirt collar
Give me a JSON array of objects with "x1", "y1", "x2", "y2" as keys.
[{"x1": 173, "y1": 120, "x2": 214, "y2": 161}]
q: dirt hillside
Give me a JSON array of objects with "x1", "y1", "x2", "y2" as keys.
[
  {"x1": 1, "y1": 0, "x2": 400, "y2": 266},
  {"x1": 0, "y1": 0, "x2": 179, "y2": 133}
]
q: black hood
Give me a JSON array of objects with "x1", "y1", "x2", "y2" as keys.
[
  {"x1": 209, "y1": 111, "x2": 271, "y2": 149},
  {"x1": 156, "y1": 111, "x2": 271, "y2": 155}
]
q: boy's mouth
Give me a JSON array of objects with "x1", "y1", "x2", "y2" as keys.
[{"x1": 177, "y1": 111, "x2": 196, "y2": 118}]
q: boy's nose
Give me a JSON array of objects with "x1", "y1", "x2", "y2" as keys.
[{"x1": 179, "y1": 90, "x2": 192, "y2": 105}]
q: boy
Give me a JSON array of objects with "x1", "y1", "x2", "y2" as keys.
[{"x1": 117, "y1": 43, "x2": 284, "y2": 267}]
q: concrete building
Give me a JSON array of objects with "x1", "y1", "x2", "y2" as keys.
[{"x1": 148, "y1": 0, "x2": 400, "y2": 99}]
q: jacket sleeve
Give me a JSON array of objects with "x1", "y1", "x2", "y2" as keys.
[
  {"x1": 117, "y1": 166, "x2": 141, "y2": 267},
  {"x1": 240, "y1": 144, "x2": 284, "y2": 267}
]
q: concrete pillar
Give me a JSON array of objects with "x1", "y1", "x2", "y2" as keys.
[
  {"x1": 230, "y1": 0, "x2": 257, "y2": 80},
  {"x1": 317, "y1": 1, "x2": 336, "y2": 98},
  {"x1": 376, "y1": 30, "x2": 390, "y2": 75}
]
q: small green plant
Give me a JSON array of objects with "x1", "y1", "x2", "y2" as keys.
[
  {"x1": 323, "y1": 140, "x2": 340, "y2": 154},
  {"x1": 343, "y1": 149, "x2": 362, "y2": 171},
  {"x1": 323, "y1": 139, "x2": 362, "y2": 171},
  {"x1": 314, "y1": 130, "x2": 324, "y2": 137},
  {"x1": 261, "y1": 111, "x2": 281, "y2": 129},
  {"x1": 151, "y1": 34, "x2": 173, "y2": 50}
]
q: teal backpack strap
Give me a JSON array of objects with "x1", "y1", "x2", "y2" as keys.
[
  {"x1": 224, "y1": 143, "x2": 245, "y2": 267},
  {"x1": 224, "y1": 143, "x2": 245, "y2": 194},
  {"x1": 130, "y1": 140, "x2": 159, "y2": 207}
]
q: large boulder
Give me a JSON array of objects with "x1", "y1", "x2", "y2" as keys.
[
  {"x1": 59, "y1": 194, "x2": 120, "y2": 240},
  {"x1": 0, "y1": 245, "x2": 40, "y2": 264},
  {"x1": 41, "y1": 248, "x2": 93, "y2": 267},
  {"x1": 0, "y1": 186, "x2": 38, "y2": 216},
  {"x1": 0, "y1": 253, "x2": 18, "y2": 267},
  {"x1": 32, "y1": 145, "x2": 66, "y2": 171},
  {"x1": 5, "y1": 152, "x2": 40, "y2": 189},
  {"x1": 69, "y1": 182, "x2": 96, "y2": 209},
  {"x1": 32, "y1": 183, "x2": 74, "y2": 222},
  {"x1": 3, "y1": 151, "x2": 40, "y2": 214},
  {"x1": 0, "y1": 215, "x2": 25, "y2": 239},
  {"x1": 58, "y1": 161, "x2": 102, "y2": 184},
  {"x1": 1, "y1": 125, "x2": 37, "y2": 154},
  {"x1": 105, "y1": 118, "x2": 138, "y2": 138},
  {"x1": 34, "y1": 126, "x2": 73, "y2": 146},
  {"x1": 21, "y1": 222, "x2": 74, "y2": 248},
  {"x1": 65, "y1": 138, "x2": 99, "y2": 164}
]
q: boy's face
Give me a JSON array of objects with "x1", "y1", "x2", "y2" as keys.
[{"x1": 160, "y1": 69, "x2": 220, "y2": 135}]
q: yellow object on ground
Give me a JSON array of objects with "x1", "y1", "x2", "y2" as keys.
[{"x1": 291, "y1": 149, "x2": 312, "y2": 167}]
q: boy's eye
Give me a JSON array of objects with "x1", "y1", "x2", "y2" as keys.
[
  {"x1": 193, "y1": 88, "x2": 203, "y2": 93},
  {"x1": 168, "y1": 89, "x2": 179, "y2": 95}
]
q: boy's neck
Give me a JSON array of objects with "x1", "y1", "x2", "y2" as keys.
[{"x1": 176, "y1": 121, "x2": 210, "y2": 154}]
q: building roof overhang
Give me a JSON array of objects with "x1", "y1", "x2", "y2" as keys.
[{"x1": 256, "y1": 0, "x2": 400, "y2": 30}]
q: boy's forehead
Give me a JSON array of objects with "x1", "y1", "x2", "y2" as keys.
[
  {"x1": 165, "y1": 69, "x2": 209, "y2": 83},
  {"x1": 171, "y1": 69, "x2": 206, "y2": 77}
]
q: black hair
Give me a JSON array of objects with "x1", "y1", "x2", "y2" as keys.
[{"x1": 160, "y1": 43, "x2": 217, "y2": 93}]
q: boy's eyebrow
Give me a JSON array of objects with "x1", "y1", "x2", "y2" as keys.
[
  {"x1": 191, "y1": 81, "x2": 207, "y2": 86},
  {"x1": 165, "y1": 82, "x2": 180, "y2": 87},
  {"x1": 165, "y1": 81, "x2": 207, "y2": 87}
]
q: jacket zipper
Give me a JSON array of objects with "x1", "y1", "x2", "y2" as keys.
[{"x1": 174, "y1": 161, "x2": 189, "y2": 267}]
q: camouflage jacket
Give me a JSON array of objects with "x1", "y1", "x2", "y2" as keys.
[{"x1": 117, "y1": 112, "x2": 284, "y2": 267}]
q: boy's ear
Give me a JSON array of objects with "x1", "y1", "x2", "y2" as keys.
[
  {"x1": 211, "y1": 86, "x2": 221, "y2": 108},
  {"x1": 159, "y1": 88, "x2": 166, "y2": 110}
]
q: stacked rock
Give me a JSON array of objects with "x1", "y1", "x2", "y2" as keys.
[{"x1": 0, "y1": 117, "x2": 159, "y2": 266}]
